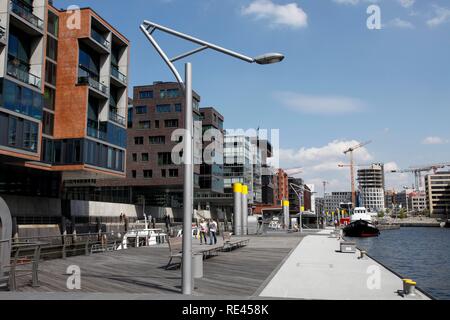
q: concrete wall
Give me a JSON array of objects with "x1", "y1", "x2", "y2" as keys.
[
  {"x1": 70, "y1": 200, "x2": 141, "y2": 218},
  {"x1": 0, "y1": 195, "x2": 61, "y2": 217}
]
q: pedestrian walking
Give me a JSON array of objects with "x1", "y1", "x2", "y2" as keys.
[
  {"x1": 257, "y1": 216, "x2": 263, "y2": 235},
  {"x1": 208, "y1": 219, "x2": 218, "y2": 245},
  {"x1": 199, "y1": 219, "x2": 208, "y2": 245},
  {"x1": 164, "y1": 213, "x2": 171, "y2": 233}
]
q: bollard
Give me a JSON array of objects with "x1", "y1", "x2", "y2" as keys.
[
  {"x1": 359, "y1": 250, "x2": 367, "y2": 259},
  {"x1": 403, "y1": 279, "x2": 417, "y2": 296},
  {"x1": 241, "y1": 185, "x2": 249, "y2": 236},
  {"x1": 283, "y1": 200, "x2": 290, "y2": 230},
  {"x1": 233, "y1": 183, "x2": 243, "y2": 236}
]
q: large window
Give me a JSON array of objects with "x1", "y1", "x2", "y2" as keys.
[
  {"x1": 139, "y1": 91, "x2": 153, "y2": 99},
  {"x1": 135, "y1": 106, "x2": 147, "y2": 114},
  {"x1": 47, "y1": 10, "x2": 59, "y2": 37},
  {"x1": 46, "y1": 36, "x2": 58, "y2": 61},
  {"x1": 44, "y1": 86, "x2": 55, "y2": 110},
  {"x1": 149, "y1": 136, "x2": 165, "y2": 145},
  {"x1": 137, "y1": 121, "x2": 150, "y2": 129},
  {"x1": 158, "y1": 152, "x2": 173, "y2": 166},
  {"x1": 43, "y1": 111, "x2": 54, "y2": 136},
  {"x1": 45, "y1": 61, "x2": 57, "y2": 85},
  {"x1": 8, "y1": 117, "x2": 17, "y2": 147},
  {"x1": 23, "y1": 121, "x2": 38, "y2": 151},
  {"x1": 165, "y1": 119, "x2": 178, "y2": 128},
  {"x1": 156, "y1": 104, "x2": 171, "y2": 113},
  {"x1": 1, "y1": 79, "x2": 43, "y2": 120},
  {"x1": 79, "y1": 43, "x2": 100, "y2": 80},
  {"x1": 160, "y1": 88, "x2": 180, "y2": 99}
]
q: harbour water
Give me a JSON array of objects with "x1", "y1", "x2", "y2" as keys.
[{"x1": 348, "y1": 227, "x2": 450, "y2": 300}]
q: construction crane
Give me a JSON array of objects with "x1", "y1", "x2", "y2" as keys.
[
  {"x1": 390, "y1": 163, "x2": 450, "y2": 191},
  {"x1": 343, "y1": 141, "x2": 372, "y2": 209}
]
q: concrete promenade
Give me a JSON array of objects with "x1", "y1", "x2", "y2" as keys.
[{"x1": 259, "y1": 229, "x2": 430, "y2": 300}]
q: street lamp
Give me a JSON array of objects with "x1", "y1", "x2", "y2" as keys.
[{"x1": 140, "y1": 20, "x2": 284, "y2": 295}]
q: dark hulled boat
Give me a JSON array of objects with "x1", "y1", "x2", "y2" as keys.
[{"x1": 343, "y1": 219, "x2": 380, "y2": 238}]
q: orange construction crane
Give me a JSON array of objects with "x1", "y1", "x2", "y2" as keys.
[{"x1": 343, "y1": 141, "x2": 372, "y2": 209}]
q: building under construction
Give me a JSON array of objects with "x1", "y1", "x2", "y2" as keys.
[{"x1": 357, "y1": 163, "x2": 385, "y2": 212}]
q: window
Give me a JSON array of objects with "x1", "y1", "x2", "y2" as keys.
[
  {"x1": 45, "y1": 61, "x2": 57, "y2": 85},
  {"x1": 8, "y1": 117, "x2": 17, "y2": 147},
  {"x1": 132, "y1": 170, "x2": 137, "y2": 178},
  {"x1": 47, "y1": 11, "x2": 59, "y2": 37},
  {"x1": 165, "y1": 119, "x2": 178, "y2": 128},
  {"x1": 132, "y1": 153, "x2": 137, "y2": 162},
  {"x1": 169, "y1": 169, "x2": 179, "y2": 177},
  {"x1": 23, "y1": 121, "x2": 38, "y2": 151},
  {"x1": 46, "y1": 37, "x2": 58, "y2": 61},
  {"x1": 160, "y1": 88, "x2": 180, "y2": 99},
  {"x1": 144, "y1": 170, "x2": 152, "y2": 178},
  {"x1": 139, "y1": 91, "x2": 153, "y2": 99},
  {"x1": 149, "y1": 136, "x2": 165, "y2": 145},
  {"x1": 155, "y1": 120, "x2": 160, "y2": 129},
  {"x1": 79, "y1": 44, "x2": 100, "y2": 80},
  {"x1": 43, "y1": 111, "x2": 54, "y2": 136},
  {"x1": 142, "y1": 153, "x2": 149, "y2": 162},
  {"x1": 135, "y1": 106, "x2": 147, "y2": 114},
  {"x1": 134, "y1": 137, "x2": 144, "y2": 145},
  {"x1": 137, "y1": 121, "x2": 151, "y2": 129},
  {"x1": 158, "y1": 152, "x2": 173, "y2": 166},
  {"x1": 161, "y1": 169, "x2": 166, "y2": 177},
  {"x1": 44, "y1": 86, "x2": 55, "y2": 110},
  {"x1": 175, "y1": 104, "x2": 182, "y2": 112},
  {"x1": 156, "y1": 104, "x2": 171, "y2": 113}
]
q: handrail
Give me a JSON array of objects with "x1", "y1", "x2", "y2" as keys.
[{"x1": 10, "y1": 0, "x2": 44, "y2": 30}]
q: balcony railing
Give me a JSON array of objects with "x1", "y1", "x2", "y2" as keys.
[
  {"x1": 0, "y1": 26, "x2": 6, "y2": 43},
  {"x1": 111, "y1": 65, "x2": 127, "y2": 83},
  {"x1": 10, "y1": 0, "x2": 44, "y2": 30},
  {"x1": 109, "y1": 111, "x2": 126, "y2": 127},
  {"x1": 78, "y1": 75, "x2": 108, "y2": 95},
  {"x1": 91, "y1": 28, "x2": 110, "y2": 49},
  {"x1": 87, "y1": 119, "x2": 107, "y2": 141},
  {"x1": 7, "y1": 63, "x2": 41, "y2": 88}
]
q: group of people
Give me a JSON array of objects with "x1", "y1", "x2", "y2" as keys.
[{"x1": 198, "y1": 219, "x2": 218, "y2": 245}]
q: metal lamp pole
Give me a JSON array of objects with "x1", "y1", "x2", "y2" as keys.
[{"x1": 140, "y1": 21, "x2": 284, "y2": 295}]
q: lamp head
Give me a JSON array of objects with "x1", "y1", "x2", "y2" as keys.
[{"x1": 254, "y1": 53, "x2": 285, "y2": 65}]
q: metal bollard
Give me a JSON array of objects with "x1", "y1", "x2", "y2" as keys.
[
  {"x1": 403, "y1": 279, "x2": 417, "y2": 296},
  {"x1": 359, "y1": 250, "x2": 367, "y2": 259}
]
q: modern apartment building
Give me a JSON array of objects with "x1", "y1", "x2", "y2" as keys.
[
  {"x1": 0, "y1": 1, "x2": 129, "y2": 199},
  {"x1": 324, "y1": 192, "x2": 352, "y2": 213},
  {"x1": 358, "y1": 163, "x2": 385, "y2": 212},
  {"x1": 424, "y1": 172, "x2": 450, "y2": 217},
  {"x1": 194, "y1": 107, "x2": 225, "y2": 211}
]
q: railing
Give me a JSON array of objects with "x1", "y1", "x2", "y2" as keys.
[
  {"x1": 109, "y1": 111, "x2": 126, "y2": 126},
  {"x1": 10, "y1": 0, "x2": 44, "y2": 30},
  {"x1": 78, "y1": 75, "x2": 108, "y2": 94},
  {"x1": 111, "y1": 65, "x2": 127, "y2": 83},
  {"x1": 91, "y1": 28, "x2": 110, "y2": 49},
  {"x1": 87, "y1": 119, "x2": 107, "y2": 141},
  {"x1": 7, "y1": 63, "x2": 41, "y2": 88},
  {"x1": 0, "y1": 26, "x2": 6, "y2": 43}
]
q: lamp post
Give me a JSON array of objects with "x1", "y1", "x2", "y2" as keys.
[{"x1": 140, "y1": 21, "x2": 284, "y2": 295}]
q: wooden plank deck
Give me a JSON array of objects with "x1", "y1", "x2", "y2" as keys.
[{"x1": 11, "y1": 235, "x2": 303, "y2": 297}]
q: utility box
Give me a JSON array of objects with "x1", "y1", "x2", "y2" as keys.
[
  {"x1": 192, "y1": 254, "x2": 203, "y2": 279},
  {"x1": 340, "y1": 242, "x2": 356, "y2": 253}
]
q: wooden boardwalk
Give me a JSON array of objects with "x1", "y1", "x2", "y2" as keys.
[{"x1": 11, "y1": 235, "x2": 303, "y2": 297}]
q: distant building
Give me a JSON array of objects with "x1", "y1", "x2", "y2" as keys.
[
  {"x1": 408, "y1": 191, "x2": 427, "y2": 213},
  {"x1": 324, "y1": 192, "x2": 352, "y2": 213},
  {"x1": 424, "y1": 172, "x2": 450, "y2": 217},
  {"x1": 358, "y1": 163, "x2": 386, "y2": 212}
]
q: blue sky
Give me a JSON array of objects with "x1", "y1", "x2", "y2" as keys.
[{"x1": 55, "y1": 0, "x2": 450, "y2": 193}]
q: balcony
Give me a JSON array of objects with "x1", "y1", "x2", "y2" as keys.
[
  {"x1": 10, "y1": 0, "x2": 44, "y2": 31},
  {"x1": 87, "y1": 119, "x2": 107, "y2": 141},
  {"x1": 7, "y1": 62, "x2": 41, "y2": 88},
  {"x1": 78, "y1": 74, "x2": 108, "y2": 97},
  {"x1": 110, "y1": 65, "x2": 127, "y2": 85},
  {"x1": 109, "y1": 111, "x2": 126, "y2": 127},
  {"x1": 91, "y1": 28, "x2": 110, "y2": 50}
]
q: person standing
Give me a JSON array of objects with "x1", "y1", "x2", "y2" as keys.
[
  {"x1": 164, "y1": 214, "x2": 171, "y2": 233},
  {"x1": 209, "y1": 219, "x2": 217, "y2": 245},
  {"x1": 199, "y1": 219, "x2": 208, "y2": 245}
]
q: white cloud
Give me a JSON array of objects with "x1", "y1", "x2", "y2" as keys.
[
  {"x1": 427, "y1": 5, "x2": 450, "y2": 27},
  {"x1": 388, "y1": 18, "x2": 415, "y2": 29},
  {"x1": 275, "y1": 92, "x2": 366, "y2": 115},
  {"x1": 241, "y1": 0, "x2": 308, "y2": 29},
  {"x1": 422, "y1": 136, "x2": 449, "y2": 145},
  {"x1": 398, "y1": 0, "x2": 415, "y2": 8},
  {"x1": 332, "y1": 0, "x2": 359, "y2": 5}
]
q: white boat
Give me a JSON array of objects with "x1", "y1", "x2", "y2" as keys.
[{"x1": 351, "y1": 207, "x2": 373, "y2": 223}]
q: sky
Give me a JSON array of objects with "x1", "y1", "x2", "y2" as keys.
[{"x1": 54, "y1": 0, "x2": 450, "y2": 195}]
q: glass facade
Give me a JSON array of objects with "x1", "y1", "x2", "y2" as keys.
[
  {"x1": 0, "y1": 79, "x2": 43, "y2": 120},
  {"x1": 0, "y1": 111, "x2": 39, "y2": 153}
]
